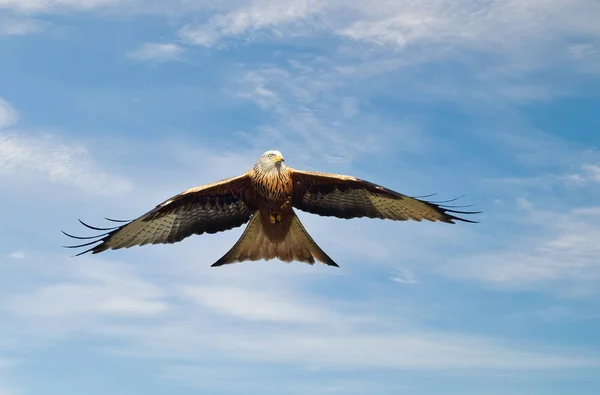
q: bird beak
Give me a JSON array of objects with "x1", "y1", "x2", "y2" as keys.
[{"x1": 275, "y1": 154, "x2": 285, "y2": 163}]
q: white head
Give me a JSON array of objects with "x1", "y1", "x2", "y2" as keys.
[{"x1": 255, "y1": 150, "x2": 285, "y2": 172}]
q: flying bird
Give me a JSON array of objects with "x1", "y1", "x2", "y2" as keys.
[{"x1": 63, "y1": 150, "x2": 478, "y2": 267}]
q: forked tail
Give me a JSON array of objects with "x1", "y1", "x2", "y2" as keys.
[{"x1": 211, "y1": 210, "x2": 338, "y2": 267}]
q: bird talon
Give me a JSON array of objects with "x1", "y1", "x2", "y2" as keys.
[{"x1": 269, "y1": 213, "x2": 282, "y2": 224}]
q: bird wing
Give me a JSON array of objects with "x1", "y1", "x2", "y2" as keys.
[
  {"x1": 64, "y1": 173, "x2": 255, "y2": 255},
  {"x1": 289, "y1": 169, "x2": 479, "y2": 223}
]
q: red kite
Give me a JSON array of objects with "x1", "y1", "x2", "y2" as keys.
[{"x1": 64, "y1": 150, "x2": 478, "y2": 267}]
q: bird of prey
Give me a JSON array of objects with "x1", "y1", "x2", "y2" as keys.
[{"x1": 63, "y1": 150, "x2": 478, "y2": 267}]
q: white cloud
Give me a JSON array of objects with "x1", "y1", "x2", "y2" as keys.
[
  {"x1": 569, "y1": 43, "x2": 599, "y2": 58},
  {"x1": 0, "y1": 0, "x2": 125, "y2": 12},
  {"x1": 171, "y1": 0, "x2": 600, "y2": 72},
  {"x1": 335, "y1": 0, "x2": 587, "y2": 53},
  {"x1": 493, "y1": 163, "x2": 600, "y2": 189},
  {"x1": 2, "y1": 1, "x2": 597, "y2": 105},
  {"x1": 391, "y1": 268, "x2": 418, "y2": 284},
  {"x1": 0, "y1": 387, "x2": 16, "y2": 395},
  {"x1": 8, "y1": 283, "x2": 167, "y2": 317},
  {"x1": 0, "y1": 98, "x2": 18, "y2": 129},
  {"x1": 7, "y1": 103, "x2": 132, "y2": 195},
  {"x1": 230, "y1": 65, "x2": 424, "y2": 165},
  {"x1": 0, "y1": 132, "x2": 132, "y2": 196},
  {"x1": 568, "y1": 43, "x2": 600, "y2": 74},
  {"x1": 6, "y1": 251, "x2": 25, "y2": 260},
  {"x1": 2, "y1": 243, "x2": 595, "y2": 375},
  {"x1": 99, "y1": 318, "x2": 598, "y2": 371},
  {"x1": 225, "y1": 332, "x2": 596, "y2": 370},
  {"x1": 337, "y1": 13, "x2": 432, "y2": 49},
  {"x1": 582, "y1": 164, "x2": 600, "y2": 182},
  {"x1": 0, "y1": 358, "x2": 17, "y2": 395},
  {"x1": 179, "y1": 0, "x2": 322, "y2": 46},
  {"x1": 182, "y1": 286, "x2": 328, "y2": 323},
  {"x1": 445, "y1": 201, "x2": 600, "y2": 296},
  {"x1": 2, "y1": 259, "x2": 168, "y2": 318},
  {"x1": 0, "y1": 17, "x2": 43, "y2": 36},
  {"x1": 188, "y1": 0, "x2": 599, "y2": 107},
  {"x1": 127, "y1": 42, "x2": 184, "y2": 61},
  {"x1": 178, "y1": 24, "x2": 220, "y2": 47},
  {"x1": 2, "y1": 0, "x2": 599, "y2": 64}
]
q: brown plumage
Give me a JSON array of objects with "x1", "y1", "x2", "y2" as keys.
[{"x1": 63, "y1": 150, "x2": 479, "y2": 267}]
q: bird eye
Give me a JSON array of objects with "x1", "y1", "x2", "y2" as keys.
[{"x1": 268, "y1": 154, "x2": 274, "y2": 159}]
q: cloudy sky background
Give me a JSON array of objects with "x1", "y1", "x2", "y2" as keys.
[{"x1": 1, "y1": 1, "x2": 599, "y2": 394}]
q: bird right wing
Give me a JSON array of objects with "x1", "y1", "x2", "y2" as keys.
[
  {"x1": 289, "y1": 169, "x2": 479, "y2": 223},
  {"x1": 63, "y1": 174, "x2": 255, "y2": 255}
]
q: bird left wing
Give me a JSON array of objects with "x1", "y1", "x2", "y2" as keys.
[
  {"x1": 63, "y1": 174, "x2": 254, "y2": 255},
  {"x1": 289, "y1": 169, "x2": 479, "y2": 223}
]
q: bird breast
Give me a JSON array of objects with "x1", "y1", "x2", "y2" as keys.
[{"x1": 252, "y1": 167, "x2": 293, "y2": 203}]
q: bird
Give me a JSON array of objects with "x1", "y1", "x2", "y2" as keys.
[{"x1": 63, "y1": 150, "x2": 479, "y2": 267}]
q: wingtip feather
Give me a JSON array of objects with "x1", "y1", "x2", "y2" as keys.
[{"x1": 78, "y1": 218, "x2": 120, "y2": 231}]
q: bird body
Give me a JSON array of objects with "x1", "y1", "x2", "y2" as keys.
[
  {"x1": 64, "y1": 150, "x2": 478, "y2": 267},
  {"x1": 248, "y1": 154, "x2": 294, "y2": 226}
]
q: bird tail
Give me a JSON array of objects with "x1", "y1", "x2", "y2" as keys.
[{"x1": 211, "y1": 210, "x2": 338, "y2": 267}]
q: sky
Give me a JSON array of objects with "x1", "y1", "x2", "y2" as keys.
[{"x1": 1, "y1": 0, "x2": 599, "y2": 394}]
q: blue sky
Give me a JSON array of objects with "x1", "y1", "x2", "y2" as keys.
[{"x1": 1, "y1": 1, "x2": 600, "y2": 394}]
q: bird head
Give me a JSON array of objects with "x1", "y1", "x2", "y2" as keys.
[
  {"x1": 256, "y1": 150, "x2": 286, "y2": 173},
  {"x1": 258, "y1": 150, "x2": 285, "y2": 171}
]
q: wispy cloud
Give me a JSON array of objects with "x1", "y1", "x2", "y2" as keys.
[
  {"x1": 173, "y1": 0, "x2": 600, "y2": 73},
  {"x1": 3, "y1": 246, "x2": 596, "y2": 380},
  {"x1": 0, "y1": 98, "x2": 132, "y2": 196},
  {"x1": 334, "y1": 0, "x2": 600, "y2": 53},
  {"x1": 0, "y1": 0, "x2": 126, "y2": 12},
  {"x1": 182, "y1": 286, "x2": 330, "y2": 323},
  {"x1": 0, "y1": 359, "x2": 16, "y2": 395},
  {"x1": 178, "y1": 0, "x2": 321, "y2": 47},
  {"x1": 0, "y1": 16, "x2": 43, "y2": 36},
  {"x1": 568, "y1": 43, "x2": 600, "y2": 74},
  {"x1": 229, "y1": 64, "x2": 425, "y2": 166},
  {"x1": 0, "y1": 132, "x2": 133, "y2": 196},
  {"x1": 97, "y1": 314, "x2": 598, "y2": 371},
  {"x1": 445, "y1": 200, "x2": 600, "y2": 296},
  {"x1": 127, "y1": 42, "x2": 184, "y2": 62},
  {"x1": 3, "y1": 0, "x2": 598, "y2": 107},
  {"x1": 493, "y1": 162, "x2": 600, "y2": 189},
  {"x1": 391, "y1": 268, "x2": 418, "y2": 284},
  {"x1": 581, "y1": 164, "x2": 600, "y2": 182},
  {"x1": 3, "y1": 259, "x2": 168, "y2": 318},
  {"x1": 5, "y1": 251, "x2": 25, "y2": 260},
  {"x1": 6, "y1": 0, "x2": 597, "y2": 79},
  {"x1": 0, "y1": 98, "x2": 17, "y2": 129},
  {"x1": 0, "y1": 386, "x2": 16, "y2": 395}
]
